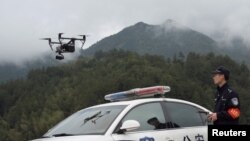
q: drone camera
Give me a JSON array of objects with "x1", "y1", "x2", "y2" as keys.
[
  {"x1": 62, "y1": 44, "x2": 75, "y2": 52},
  {"x1": 56, "y1": 55, "x2": 64, "y2": 60}
]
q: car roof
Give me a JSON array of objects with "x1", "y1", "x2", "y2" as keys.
[{"x1": 89, "y1": 98, "x2": 211, "y2": 112}]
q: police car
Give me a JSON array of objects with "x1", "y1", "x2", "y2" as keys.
[{"x1": 31, "y1": 86, "x2": 211, "y2": 141}]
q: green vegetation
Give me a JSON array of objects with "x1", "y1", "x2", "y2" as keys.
[
  {"x1": 0, "y1": 55, "x2": 59, "y2": 83},
  {"x1": 0, "y1": 50, "x2": 249, "y2": 141}
]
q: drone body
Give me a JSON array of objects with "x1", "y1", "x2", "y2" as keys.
[{"x1": 41, "y1": 33, "x2": 86, "y2": 60}]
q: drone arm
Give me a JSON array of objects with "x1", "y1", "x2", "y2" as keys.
[
  {"x1": 51, "y1": 42, "x2": 61, "y2": 44},
  {"x1": 60, "y1": 37, "x2": 74, "y2": 40}
]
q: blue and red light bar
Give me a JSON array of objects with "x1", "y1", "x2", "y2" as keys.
[{"x1": 104, "y1": 86, "x2": 171, "y2": 102}]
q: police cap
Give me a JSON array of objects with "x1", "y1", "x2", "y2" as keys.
[{"x1": 212, "y1": 66, "x2": 230, "y2": 80}]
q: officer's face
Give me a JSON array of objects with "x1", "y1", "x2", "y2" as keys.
[{"x1": 212, "y1": 74, "x2": 224, "y2": 85}]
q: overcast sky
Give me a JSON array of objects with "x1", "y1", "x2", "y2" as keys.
[{"x1": 0, "y1": 0, "x2": 250, "y2": 63}]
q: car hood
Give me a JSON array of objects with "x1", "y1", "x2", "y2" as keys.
[{"x1": 30, "y1": 135, "x2": 112, "y2": 141}]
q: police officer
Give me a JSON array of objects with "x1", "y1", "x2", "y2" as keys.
[{"x1": 208, "y1": 66, "x2": 240, "y2": 125}]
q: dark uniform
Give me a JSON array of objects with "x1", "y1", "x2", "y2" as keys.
[{"x1": 214, "y1": 83, "x2": 240, "y2": 125}]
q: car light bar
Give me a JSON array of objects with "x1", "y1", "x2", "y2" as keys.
[{"x1": 104, "y1": 86, "x2": 171, "y2": 102}]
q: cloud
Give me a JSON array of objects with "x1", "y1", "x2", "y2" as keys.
[{"x1": 0, "y1": 0, "x2": 250, "y2": 63}]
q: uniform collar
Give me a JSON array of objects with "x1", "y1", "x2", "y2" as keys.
[{"x1": 217, "y1": 83, "x2": 229, "y2": 93}]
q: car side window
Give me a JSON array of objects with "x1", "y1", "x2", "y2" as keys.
[
  {"x1": 122, "y1": 102, "x2": 166, "y2": 132},
  {"x1": 164, "y1": 102, "x2": 205, "y2": 128}
]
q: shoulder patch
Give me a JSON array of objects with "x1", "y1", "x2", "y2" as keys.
[{"x1": 231, "y1": 98, "x2": 239, "y2": 106}]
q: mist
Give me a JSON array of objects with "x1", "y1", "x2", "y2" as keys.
[{"x1": 0, "y1": 0, "x2": 250, "y2": 63}]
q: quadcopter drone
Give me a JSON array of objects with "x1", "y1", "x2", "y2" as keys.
[{"x1": 41, "y1": 33, "x2": 86, "y2": 60}]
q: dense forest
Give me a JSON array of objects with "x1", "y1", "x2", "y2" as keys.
[
  {"x1": 0, "y1": 55, "x2": 59, "y2": 83},
  {"x1": 0, "y1": 50, "x2": 250, "y2": 141}
]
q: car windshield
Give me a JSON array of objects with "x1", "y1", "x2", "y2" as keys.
[{"x1": 43, "y1": 105, "x2": 126, "y2": 137}]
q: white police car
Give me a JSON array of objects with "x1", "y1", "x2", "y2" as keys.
[{"x1": 31, "y1": 86, "x2": 211, "y2": 141}]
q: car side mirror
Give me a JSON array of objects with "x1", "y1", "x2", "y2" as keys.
[{"x1": 118, "y1": 120, "x2": 140, "y2": 134}]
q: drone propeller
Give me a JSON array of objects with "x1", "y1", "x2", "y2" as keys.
[
  {"x1": 40, "y1": 38, "x2": 51, "y2": 41},
  {"x1": 79, "y1": 34, "x2": 90, "y2": 36},
  {"x1": 78, "y1": 35, "x2": 86, "y2": 37},
  {"x1": 77, "y1": 35, "x2": 86, "y2": 41},
  {"x1": 40, "y1": 38, "x2": 53, "y2": 51},
  {"x1": 58, "y1": 33, "x2": 64, "y2": 37}
]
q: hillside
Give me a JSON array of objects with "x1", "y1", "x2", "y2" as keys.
[
  {"x1": 0, "y1": 63, "x2": 28, "y2": 83},
  {"x1": 0, "y1": 50, "x2": 250, "y2": 141},
  {"x1": 217, "y1": 37, "x2": 250, "y2": 64},
  {"x1": 84, "y1": 20, "x2": 219, "y2": 57},
  {"x1": 0, "y1": 55, "x2": 60, "y2": 83},
  {"x1": 83, "y1": 20, "x2": 250, "y2": 65}
]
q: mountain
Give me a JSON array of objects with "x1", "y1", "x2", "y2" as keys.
[
  {"x1": 83, "y1": 20, "x2": 219, "y2": 57},
  {"x1": 217, "y1": 37, "x2": 250, "y2": 64},
  {"x1": 83, "y1": 20, "x2": 250, "y2": 65}
]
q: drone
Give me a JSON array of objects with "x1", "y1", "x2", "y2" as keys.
[{"x1": 41, "y1": 33, "x2": 86, "y2": 60}]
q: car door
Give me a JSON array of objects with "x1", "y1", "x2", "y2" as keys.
[
  {"x1": 163, "y1": 102, "x2": 208, "y2": 141},
  {"x1": 112, "y1": 102, "x2": 171, "y2": 141}
]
